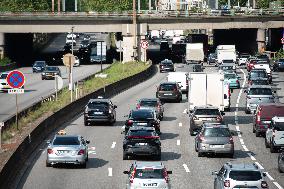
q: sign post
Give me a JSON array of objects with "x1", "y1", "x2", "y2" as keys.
[
  {"x1": 140, "y1": 40, "x2": 149, "y2": 62},
  {"x1": 0, "y1": 122, "x2": 4, "y2": 151},
  {"x1": 6, "y1": 70, "x2": 25, "y2": 130},
  {"x1": 97, "y1": 41, "x2": 106, "y2": 72},
  {"x1": 63, "y1": 53, "x2": 75, "y2": 102}
]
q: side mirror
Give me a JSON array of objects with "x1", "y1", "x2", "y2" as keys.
[
  {"x1": 46, "y1": 140, "x2": 51, "y2": 144},
  {"x1": 230, "y1": 89, "x2": 233, "y2": 93},
  {"x1": 212, "y1": 171, "x2": 218, "y2": 175},
  {"x1": 86, "y1": 140, "x2": 90, "y2": 144},
  {"x1": 114, "y1": 105, "x2": 117, "y2": 109},
  {"x1": 167, "y1": 171, "x2": 172, "y2": 174},
  {"x1": 262, "y1": 172, "x2": 267, "y2": 177},
  {"x1": 123, "y1": 171, "x2": 130, "y2": 174},
  {"x1": 221, "y1": 112, "x2": 225, "y2": 116},
  {"x1": 244, "y1": 90, "x2": 247, "y2": 93}
]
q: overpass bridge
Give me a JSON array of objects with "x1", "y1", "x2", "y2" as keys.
[{"x1": 0, "y1": 12, "x2": 283, "y2": 62}]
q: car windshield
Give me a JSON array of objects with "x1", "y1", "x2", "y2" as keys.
[
  {"x1": 88, "y1": 101, "x2": 108, "y2": 109},
  {"x1": 222, "y1": 60, "x2": 234, "y2": 63},
  {"x1": 279, "y1": 59, "x2": 284, "y2": 62},
  {"x1": 248, "y1": 88, "x2": 272, "y2": 95},
  {"x1": 273, "y1": 122, "x2": 284, "y2": 131},
  {"x1": 241, "y1": 55, "x2": 250, "y2": 58},
  {"x1": 45, "y1": 67, "x2": 58, "y2": 71},
  {"x1": 128, "y1": 130, "x2": 155, "y2": 137},
  {"x1": 194, "y1": 109, "x2": 220, "y2": 115},
  {"x1": 225, "y1": 74, "x2": 236, "y2": 79},
  {"x1": 34, "y1": 61, "x2": 45, "y2": 66},
  {"x1": 251, "y1": 80, "x2": 268, "y2": 85},
  {"x1": 134, "y1": 169, "x2": 164, "y2": 179},
  {"x1": 203, "y1": 128, "x2": 231, "y2": 137},
  {"x1": 229, "y1": 171, "x2": 262, "y2": 181},
  {"x1": 250, "y1": 71, "x2": 267, "y2": 78},
  {"x1": 0, "y1": 73, "x2": 8, "y2": 79},
  {"x1": 53, "y1": 137, "x2": 80, "y2": 145},
  {"x1": 132, "y1": 111, "x2": 154, "y2": 119},
  {"x1": 140, "y1": 100, "x2": 157, "y2": 107},
  {"x1": 161, "y1": 61, "x2": 173, "y2": 65},
  {"x1": 159, "y1": 84, "x2": 176, "y2": 91}
]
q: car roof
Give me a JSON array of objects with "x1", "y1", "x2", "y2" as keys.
[
  {"x1": 225, "y1": 163, "x2": 260, "y2": 171},
  {"x1": 139, "y1": 98, "x2": 158, "y2": 102},
  {"x1": 249, "y1": 85, "x2": 271, "y2": 89},
  {"x1": 134, "y1": 161, "x2": 164, "y2": 169},
  {"x1": 203, "y1": 124, "x2": 228, "y2": 129},
  {"x1": 88, "y1": 98, "x2": 110, "y2": 103},
  {"x1": 195, "y1": 106, "x2": 219, "y2": 109}
]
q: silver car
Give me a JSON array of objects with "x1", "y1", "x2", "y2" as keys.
[
  {"x1": 46, "y1": 135, "x2": 90, "y2": 168},
  {"x1": 136, "y1": 98, "x2": 164, "y2": 120},
  {"x1": 212, "y1": 162, "x2": 268, "y2": 189},
  {"x1": 265, "y1": 116, "x2": 284, "y2": 153},
  {"x1": 123, "y1": 161, "x2": 172, "y2": 189},
  {"x1": 245, "y1": 85, "x2": 276, "y2": 114},
  {"x1": 195, "y1": 124, "x2": 234, "y2": 157}
]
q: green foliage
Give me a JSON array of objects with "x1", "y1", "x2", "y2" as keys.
[
  {"x1": 0, "y1": 57, "x2": 12, "y2": 66},
  {"x1": 0, "y1": 0, "x2": 50, "y2": 12},
  {"x1": 276, "y1": 49, "x2": 284, "y2": 59}
]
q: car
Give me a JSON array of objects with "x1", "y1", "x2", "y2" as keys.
[
  {"x1": 274, "y1": 58, "x2": 284, "y2": 71},
  {"x1": 247, "y1": 58, "x2": 258, "y2": 72},
  {"x1": 159, "y1": 59, "x2": 175, "y2": 72},
  {"x1": 0, "y1": 72, "x2": 24, "y2": 92},
  {"x1": 123, "y1": 127, "x2": 161, "y2": 160},
  {"x1": 123, "y1": 161, "x2": 172, "y2": 189},
  {"x1": 90, "y1": 48, "x2": 106, "y2": 63},
  {"x1": 136, "y1": 98, "x2": 164, "y2": 120},
  {"x1": 238, "y1": 53, "x2": 250, "y2": 66},
  {"x1": 32, "y1": 61, "x2": 46, "y2": 73},
  {"x1": 244, "y1": 85, "x2": 276, "y2": 114},
  {"x1": 218, "y1": 63, "x2": 235, "y2": 73},
  {"x1": 84, "y1": 98, "x2": 117, "y2": 126},
  {"x1": 256, "y1": 54, "x2": 270, "y2": 63},
  {"x1": 248, "y1": 77, "x2": 269, "y2": 86},
  {"x1": 73, "y1": 56, "x2": 80, "y2": 67},
  {"x1": 223, "y1": 72, "x2": 240, "y2": 89},
  {"x1": 212, "y1": 162, "x2": 268, "y2": 189},
  {"x1": 278, "y1": 149, "x2": 284, "y2": 173},
  {"x1": 247, "y1": 69, "x2": 269, "y2": 85},
  {"x1": 253, "y1": 61, "x2": 272, "y2": 83},
  {"x1": 222, "y1": 59, "x2": 235, "y2": 64},
  {"x1": 192, "y1": 64, "x2": 203, "y2": 72},
  {"x1": 189, "y1": 106, "x2": 225, "y2": 136},
  {"x1": 156, "y1": 82, "x2": 182, "y2": 102},
  {"x1": 83, "y1": 34, "x2": 91, "y2": 41},
  {"x1": 80, "y1": 40, "x2": 90, "y2": 49},
  {"x1": 46, "y1": 134, "x2": 90, "y2": 168},
  {"x1": 195, "y1": 124, "x2": 234, "y2": 157},
  {"x1": 265, "y1": 116, "x2": 284, "y2": 153},
  {"x1": 124, "y1": 109, "x2": 160, "y2": 134},
  {"x1": 253, "y1": 103, "x2": 284, "y2": 137},
  {"x1": 208, "y1": 53, "x2": 217, "y2": 65},
  {"x1": 41, "y1": 66, "x2": 61, "y2": 80}
]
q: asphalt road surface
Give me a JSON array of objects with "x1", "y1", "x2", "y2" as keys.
[{"x1": 16, "y1": 64, "x2": 284, "y2": 189}]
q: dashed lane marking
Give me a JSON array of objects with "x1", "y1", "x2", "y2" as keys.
[
  {"x1": 236, "y1": 126, "x2": 240, "y2": 132},
  {"x1": 247, "y1": 153, "x2": 256, "y2": 161},
  {"x1": 274, "y1": 182, "x2": 283, "y2": 189},
  {"x1": 238, "y1": 133, "x2": 242, "y2": 138},
  {"x1": 179, "y1": 122, "x2": 182, "y2": 127},
  {"x1": 183, "y1": 109, "x2": 187, "y2": 114},
  {"x1": 254, "y1": 162, "x2": 264, "y2": 170},
  {"x1": 183, "y1": 164, "x2": 190, "y2": 173},
  {"x1": 177, "y1": 140, "x2": 180, "y2": 146},
  {"x1": 108, "y1": 168, "x2": 113, "y2": 176},
  {"x1": 242, "y1": 144, "x2": 249, "y2": 151},
  {"x1": 88, "y1": 147, "x2": 96, "y2": 155},
  {"x1": 264, "y1": 172, "x2": 274, "y2": 181},
  {"x1": 239, "y1": 138, "x2": 244, "y2": 145},
  {"x1": 111, "y1": 142, "x2": 116, "y2": 149}
]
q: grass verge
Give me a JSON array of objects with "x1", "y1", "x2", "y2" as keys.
[{"x1": 2, "y1": 61, "x2": 150, "y2": 142}]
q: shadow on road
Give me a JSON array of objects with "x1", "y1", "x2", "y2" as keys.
[{"x1": 160, "y1": 132, "x2": 179, "y2": 140}]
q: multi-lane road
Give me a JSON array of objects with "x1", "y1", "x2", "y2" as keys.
[{"x1": 14, "y1": 64, "x2": 284, "y2": 189}]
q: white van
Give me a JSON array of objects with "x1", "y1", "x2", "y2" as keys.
[
  {"x1": 167, "y1": 72, "x2": 188, "y2": 94},
  {"x1": 223, "y1": 82, "x2": 231, "y2": 111}
]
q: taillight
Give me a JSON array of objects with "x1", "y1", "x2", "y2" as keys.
[
  {"x1": 163, "y1": 169, "x2": 169, "y2": 183},
  {"x1": 261, "y1": 181, "x2": 268, "y2": 188},
  {"x1": 229, "y1": 137, "x2": 234, "y2": 144},
  {"x1": 272, "y1": 129, "x2": 276, "y2": 138},
  {"x1": 256, "y1": 111, "x2": 261, "y2": 124},
  {"x1": 47, "y1": 149, "x2": 53, "y2": 154},
  {"x1": 78, "y1": 149, "x2": 85, "y2": 155},
  {"x1": 127, "y1": 120, "x2": 133, "y2": 126},
  {"x1": 236, "y1": 80, "x2": 239, "y2": 84},
  {"x1": 224, "y1": 180, "x2": 230, "y2": 187},
  {"x1": 216, "y1": 116, "x2": 222, "y2": 122},
  {"x1": 157, "y1": 104, "x2": 161, "y2": 110},
  {"x1": 136, "y1": 103, "x2": 140, "y2": 109}
]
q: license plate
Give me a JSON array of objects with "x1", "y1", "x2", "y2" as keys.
[
  {"x1": 137, "y1": 123, "x2": 147, "y2": 126},
  {"x1": 142, "y1": 183, "x2": 158, "y2": 187},
  {"x1": 138, "y1": 143, "x2": 147, "y2": 146},
  {"x1": 210, "y1": 145, "x2": 224, "y2": 148},
  {"x1": 164, "y1": 93, "x2": 172, "y2": 96},
  {"x1": 57, "y1": 150, "x2": 68, "y2": 154},
  {"x1": 94, "y1": 112, "x2": 103, "y2": 115},
  {"x1": 262, "y1": 121, "x2": 271, "y2": 124}
]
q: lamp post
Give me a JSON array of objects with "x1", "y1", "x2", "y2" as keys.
[
  {"x1": 133, "y1": 0, "x2": 137, "y2": 61},
  {"x1": 70, "y1": 27, "x2": 74, "y2": 102}
]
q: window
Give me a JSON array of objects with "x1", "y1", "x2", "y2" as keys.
[
  {"x1": 140, "y1": 100, "x2": 157, "y2": 107},
  {"x1": 134, "y1": 168, "x2": 164, "y2": 179},
  {"x1": 53, "y1": 137, "x2": 80, "y2": 145},
  {"x1": 131, "y1": 111, "x2": 154, "y2": 119},
  {"x1": 203, "y1": 128, "x2": 231, "y2": 137},
  {"x1": 229, "y1": 171, "x2": 262, "y2": 181},
  {"x1": 88, "y1": 101, "x2": 108, "y2": 110},
  {"x1": 159, "y1": 84, "x2": 176, "y2": 91},
  {"x1": 273, "y1": 122, "x2": 284, "y2": 131},
  {"x1": 248, "y1": 88, "x2": 272, "y2": 95},
  {"x1": 194, "y1": 109, "x2": 220, "y2": 115},
  {"x1": 128, "y1": 130, "x2": 155, "y2": 137}
]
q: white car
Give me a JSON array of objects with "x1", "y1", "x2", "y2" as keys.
[
  {"x1": 253, "y1": 62, "x2": 271, "y2": 77},
  {"x1": 265, "y1": 116, "x2": 284, "y2": 153},
  {"x1": 73, "y1": 56, "x2": 80, "y2": 67},
  {"x1": 238, "y1": 53, "x2": 250, "y2": 66}
]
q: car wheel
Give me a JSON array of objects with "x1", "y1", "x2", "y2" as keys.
[
  {"x1": 81, "y1": 162, "x2": 87, "y2": 168},
  {"x1": 86, "y1": 155, "x2": 89, "y2": 162},
  {"x1": 195, "y1": 143, "x2": 198, "y2": 152},
  {"x1": 123, "y1": 151, "x2": 128, "y2": 160},
  {"x1": 255, "y1": 131, "x2": 261, "y2": 137},
  {"x1": 46, "y1": 161, "x2": 52, "y2": 167},
  {"x1": 84, "y1": 119, "x2": 89, "y2": 126},
  {"x1": 252, "y1": 125, "x2": 256, "y2": 133},
  {"x1": 198, "y1": 151, "x2": 203, "y2": 157},
  {"x1": 245, "y1": 109, "x2": 250, "y2": 114},
  {"x1": 42, "y1": 77, "x2": 45, "y2": 80},
  {"x1": 279, "y1": 161, "x2": 284, "y2": 173},
  {"x1": 265, "y1": 138, "x2": 270, "y2": 148},
  {"x1": 270, "y1": 142, "x2": 276, "y2": 153},
  {"x1": 189, "y1": 128, "x2": 194, "y2": 136}
]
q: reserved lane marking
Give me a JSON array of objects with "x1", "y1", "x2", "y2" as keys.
[
  {"x1": 183, "y1": 164, "x2": 190, "y2": 173},
  {"x1": 179, "y1": 122, "x2": 182, "y2": 127},
  {"x1": 247, "y1": 153, "x2": 256, "y2": 161},
  {"x1": 108, "y1": 168, "x2": 113, "y2": 176},
  {"x1": 111, "y1": 142, "x2": 116, "y2": 149},
  {"x1": 264, "y1": 172, "x2": 274, "y2": 181},
  {"x1": 254, "y1": 162, "x2": 264, "y2": 169},
  {"x1": 274, "y1": 182, "x2": 283, "y2": 189},
  {"x1": 177, "y1": 140, "x2": 180, "y2": 146}
]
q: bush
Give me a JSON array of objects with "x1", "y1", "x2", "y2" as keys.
[
  {"x1": 275, "y1": 49, "x2": 284, "y2": 59},
  {"x1": 0, "y1": 57, "x2": 12, "y2": 66}
]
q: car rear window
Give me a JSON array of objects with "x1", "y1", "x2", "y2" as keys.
[
  {"x1": 128, "y1": 130, "x2": 155, "y2": 137},
  {"x1": 140, "y1": 100, "x2": 157, "y2": 107},
  {"x1": 53, "y1": 137, "x2": 80, "y2": 145},
  {"x1": 251, "y1": 80, "x2": 268, "y2": 85},
  {"x1": 229, "y1": 171, "x2": 262, "y2": 181},
  {"x1": 88, "y1": 101, "x2": 108, "y2": 109},
  {"x1": 132, "y1": 111, "x2": 154, "y2": 119},
  {"x1": 250, "y1": 71, "x2": 267, "y2": 78},
  {"x1": 34, "y1": 61, "x2": 45, "y2": 66},
  {"x1": 161, "y1": 61, "x2": 173, "y2": 65},
  {"x1": 225, "y1": 74, "x2": 236, "y2": 79},
  {"x1": 194, "y1": 109, "x2": 220, "y2": 115},
  {"x1": 203, "y1": 128, "x2": 231, "y2": 137},
  {"x1": 46, "y1": 67, "x2": 58, "y2": 71},
  {"x1": 134, "y1": 168, "x2": 164, "y2": 179},
  {"x1": 248, "y1": 88, "x2": 272, "y2": 95},
  {"x1": 273, "y1": 122, "x2": 284, "y2": 131},
  {"x1": 159, "y1": 84, "x2": 176, "y2": 91}
]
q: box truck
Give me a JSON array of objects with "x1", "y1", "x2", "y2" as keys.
[
  {"x1": 185, "y1": 43, "x2": 204, "y2": 64},
  {"x1": 216, "y1": 45, "x2": 237, "y2": 65}
]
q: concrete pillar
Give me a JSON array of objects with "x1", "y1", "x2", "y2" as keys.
[
  {"x1": 62, "y1": 0, "x2": 66, "y2": 12},
  {"x1": 0, "y1": 33, "x2": 4, "y2": 59},
  {"x1": 122, "y1": 35, "x2": 135, "y2": 63},
  {"x1": 215, "y1": 0, "x2": 218, "y2": 9},
  {"x1": 139, "y1": 36, "x2": 147, "y2": 62},
  {"x1": 257, "y1": 29, "x2": 265, "y2": 53},
  {"x1": 75, "y1": 0, "x2": 78, "y2": 12}
]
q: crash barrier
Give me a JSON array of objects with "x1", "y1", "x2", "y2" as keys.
[{"x1": 0, "y1": 64, "x2": 157, "y2": 188}]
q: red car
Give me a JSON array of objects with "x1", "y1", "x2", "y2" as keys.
[{"x1": 246, "y1": 59, "x2": 258, "y2": 72}]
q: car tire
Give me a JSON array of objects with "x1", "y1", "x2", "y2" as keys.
[
  {"x1": 123, "y1": 151, "x2": 128, "y2": 160},
  {"x1": 252, "y1": 126, "x2": 256, "y2": 133},
  {"x1": 270, "y1": 142, "x2": 276, "y2": 153},
  {"x1": 265, "y1": 138, "x2": 270, "y2": 148},
  {"x1": 255, "y1": 131, "x2": 261, "y2": 137},
  {"x1": 198, "y1": 151, "x2": 203, "y2": 157},
  {"x1": 86, "y1": 155, "x2": 89, "y2": 162},
  {"x1": 84, "y1": 119, "x2": 89, "y2": 126},
  {"x1": 279, "y1": 161, "x2": 284, "y2": 173},
  {"x1": 46, "y1": 161, "x2": 52, "y2": 167},
  {"x1": 195, "y1": 143, "x2": 198, "y2": 152},
  {"x1": 189, "y1": 128, "x2": 194, "y2": 136},
  {"x1": 42, "y1": 77, "x2": 45, "y2": 80},
  {"x1": 81, "y1": 162, "x2": 87, "y2": 168},
  {"x1": 245, "y1": 109, "x2": 250, "y2": 114}
]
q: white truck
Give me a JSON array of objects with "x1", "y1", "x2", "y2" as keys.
[
  {"x1": 216, "y1": 45, "x2": 236, "y2": 65},
  {"x1": 185, "y1": 43, "x2": 204, "y2": 64},
  {"x1": 188, "y1": 72, "x2": 225, "y2": 112},
  {"x1": 167, "y1": 72, "x2": 188, "y2": 94}
]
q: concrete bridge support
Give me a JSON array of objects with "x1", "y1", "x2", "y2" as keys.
[
  {"x1": 257, "y1": 29, "x2": 266, "y2": 53},
  {"x1": 0, "y1": 33, "x2": 4, "y2": 59},
  {"x1": 122, "y1": 35, "x2": 136, "y2": 62}
]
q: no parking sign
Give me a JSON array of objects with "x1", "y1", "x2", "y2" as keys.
[{"x1": 6, "y1": 70, "x2": 25, "y2": 94}]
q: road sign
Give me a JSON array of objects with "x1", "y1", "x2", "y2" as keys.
[
  {"x1": 140, "y1": 40, "x2": 149, "y2": 49},
  {"x1": 6, "y1": 70, "x2": 25, "y2": 89},
  {"x1": 8, "y1": 89, "x2": 24, "y2": 94},
  {"x1": 63, "y1": 53, "x2": 75, "y2": 67},
  {"x1": 97, "y1": 41, "x2": 107, "y2": 56},
  {"x1": 281, "y1": 37, "x2": 284, "y2": 44}
]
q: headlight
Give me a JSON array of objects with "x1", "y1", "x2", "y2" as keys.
[{"x1": 42, "y1": 73, "x2": 46, "y2": 75}]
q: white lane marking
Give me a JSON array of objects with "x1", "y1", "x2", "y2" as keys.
[
  {"x1": 273, "y1": 182, "x2": 283, "y2": 189},
  {"x1": 264, "y1": 172, "x2": 274, "y2": 181},
  {"x1": 239, "y1": 138, "x2": 244, "y2": 145},
  {"x1": 177, "y1": 140, "x2": 180, "y2": 146},
  {"x1": 242, "y1": 144, "x2": 249, "y2": 151},
  {"x1": 236, "y1": 126, "x2": 240, "y2": 132},
  {"x1": 235, "y1": 121, "x2": 239, "y2": 125},
  {"x1": 183, "y1": 109, "x2": 187, "y2": 114},
  {"x1": 254, "y1": 162, "x2": 264, "y2": 169},
  {"x1": 108, "y1": 168, "x2": 113, "y2": 176},
  {"x1": 183, "y1": 164, "x2": 190, "y2": 173},
  {"x1": 235, "y1": 112, "x2": 238, "y2": 116},
  {"x1": 42, "y1": 150, "x2": 46, "y2": 155},
  {"x1": 111, "y1": 142, "x2": 116, "y2": 149},
  {"x1": 247, "y1": 153, "x2": 256, "y2": 161},
  {"x1": 179, "y1": 122, "x2": 182, "y2": 127},
  {"x1": 235, "y1": 104, "x2": 239, "y2": 108},
  {"x1": 238, "y1": 133, "x2": 242, "y2": 138}
]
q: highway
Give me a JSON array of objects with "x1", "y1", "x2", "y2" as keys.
[
  {"x1": 16, "y1": 64, "x2": 284, "y2": 189},
  {"x1": 0, "y1": 33, "x2": 110, "y2": 122}
]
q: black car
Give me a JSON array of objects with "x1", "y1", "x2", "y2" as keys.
[
  {"x1": 32, "y1": 61, "x2": 46, "y2": 73},
  {"x1": 41, "y1": 66, "x2": 61, "y2": 80},
  {"x1": 208, "y1": 53, "x2": 216, "y2": 65},
  {"x1": 159, "y1": 59, "x2": 175, "y2": 73},
  {"x1": 84, "y1": 98, "x2": 117, "y2": 126},
  {"x1": 274, "y1": 58, "x2": 284, "y2": 71},
  {"x1": 156, "y1": 82, "x2": 182, "y2": 102},
  {"x1": 123, "y1": 127, "x2": 161, "y2": 160},
  {"x1": 192, "y1": 64, "x2": 203, "y2": 72},
  {"x1": 124, "y1": 109, "x2": 160, "y2": 134},
  {"x1": 247, "y1": 69, "x2": 269, "y2": 84}
]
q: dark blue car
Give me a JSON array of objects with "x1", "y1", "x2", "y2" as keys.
[{"x1": 32, "y1": 61, "x2": 46, "y2": 73}]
